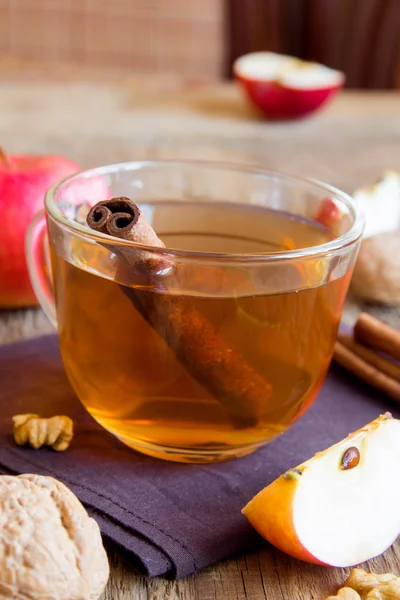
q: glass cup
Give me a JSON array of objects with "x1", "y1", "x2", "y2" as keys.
[{"x1": 26, "y1": 161, "x2": 364, "y2": 463}]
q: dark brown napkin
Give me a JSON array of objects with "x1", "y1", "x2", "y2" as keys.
[{"x1": 0, "y1": 334, "x2": 397, "y2": 579}]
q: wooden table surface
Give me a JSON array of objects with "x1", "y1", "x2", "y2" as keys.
[{"x1": 1, "y1": 63, "x2": 400, "y2": 599}]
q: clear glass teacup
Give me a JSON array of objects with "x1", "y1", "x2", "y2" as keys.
[{"x1": 26, "y1": 161, "x2": 364, "y2": 463}]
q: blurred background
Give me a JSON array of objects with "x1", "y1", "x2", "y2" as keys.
[
  {"x1": 0, "y1": 3, "x2": 399, "y2": 369},
  {"x1": 0, "y1": 0, "x2": 399, "y2": 88}
]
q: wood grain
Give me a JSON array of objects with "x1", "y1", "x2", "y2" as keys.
[{"x1": 1, "y1": 66, "x2": 400, "y2": 598}]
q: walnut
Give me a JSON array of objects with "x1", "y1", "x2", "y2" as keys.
[
  {"x1": 0, "y1": 474, "x2": 109, "y2": 599},
  {"x1": 13, "y1": 414, "x2": 73, "y2": 451},
  {"x1": 351, "y1": 230, "x2": 400, "y2": 306},
  {"x1": 345, "y1": 568, "x2": 400, "y2": 597},
  {"x1": 326, "y1": 587, "x2": 361, "y2": 599},
  {"x1": 327, "y1": 569, "x2": 400, "y2": 600},
  {"x1": 365, "y1": 582, "x2": 400, "y2": 599},
  {"x1": 328, "y1": 568, "x2": 400, "y2": 600}
]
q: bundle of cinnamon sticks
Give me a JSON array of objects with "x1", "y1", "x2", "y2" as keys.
[{"x1": 334, "y1": 313, "x2": 400, "y2": 402}]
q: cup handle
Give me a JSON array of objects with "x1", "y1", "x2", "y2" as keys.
[{"x1": 25, "y1": 210, "x2": 57, "y2": 327}]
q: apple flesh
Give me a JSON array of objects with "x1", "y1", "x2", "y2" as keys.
[
  {"x1": 352, "y1": 170, "x2": 400, "y2": 239},
  {"x1": 242, "y1": 413, "x2": 400, "y2": 567},
  {"x1": 0, "y1": 151, "x2": 107, "y2": 309},
  {"x1": 234, "y1": 52, "x2": 344, "y2": 119}
]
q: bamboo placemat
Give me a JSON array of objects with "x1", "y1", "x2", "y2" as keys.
[{"x1": 0, "y1": 0, "x2": 225, "y2": 80}]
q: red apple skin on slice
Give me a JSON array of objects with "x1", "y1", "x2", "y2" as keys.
[
  {"x1": 236, "y1": 77, "x2": 341, "y2": 120},
  {"x1": 242, "y1": 414, "x2": 400, "y2": 567}
]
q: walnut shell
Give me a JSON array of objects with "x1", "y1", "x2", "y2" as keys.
[
  {"x1": 351, "y1": 230, "x2": 400, "y2": 305},
  {"x1": 0, "y1": 474, "x2": 109, "y2": 600}
]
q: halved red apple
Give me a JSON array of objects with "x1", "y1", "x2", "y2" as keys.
[
  {"x1": 234, "y1": 52, "x2": 345, "y2": 119},
  {"x1": 242, "y1": 413, "x2": 400, "y2": 567}
]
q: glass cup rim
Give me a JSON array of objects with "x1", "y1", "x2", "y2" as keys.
[{"x1": 45, "y1": 159, "x2": 365, "y2": 264}]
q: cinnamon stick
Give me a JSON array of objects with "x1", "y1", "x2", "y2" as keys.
[
  {"x1": 354, "y1": 313, "x2": 400, "y2": 362},
  {"x1": 85, "y1": 198, "x2": 170, "y2": 272},
  {"x1": 337, "y1": 333, "x2": 400, "y2": 382},
  {"x1": 87, "y1": 197, "x2": 272, "y2": 428},
  {"x1": 333, "y1": 340, "x2": 400, "y2": 403}
]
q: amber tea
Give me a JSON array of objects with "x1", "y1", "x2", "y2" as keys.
[{"x1": 53, "y1": 200, "x2": 350, "y2": 462}]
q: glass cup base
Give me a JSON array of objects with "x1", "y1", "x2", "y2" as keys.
[{"x1": 117, "y1": 435, "x2": 264, "y2": 463}]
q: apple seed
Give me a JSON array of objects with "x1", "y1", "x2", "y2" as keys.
[{"x1": 340, "y1": 446, "x2": 360, "y2": 470}]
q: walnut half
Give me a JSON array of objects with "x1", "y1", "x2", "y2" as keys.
[
  {"x1": 0, "y1": 474, "x2": 109, "y2": 600},
  {"x1": 13, "y1": 414, "x2": 73, "y2": 451},
  {"x1": 327, "y1": 568, "x2": 400, "y2": 600},
  {"x1": 326, "y1": 587, "x2": 362, "y2": 599}
]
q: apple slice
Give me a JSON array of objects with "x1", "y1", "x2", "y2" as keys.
[
  {"x1": 352, "y1": 170, "x2": 400, "y2": 239},
  {"x1": 242, "y1": 413, "x2": 400, "y2": 567},
  {"x1": 234, "y1": 52, "x2": 344, "y2": 119}
]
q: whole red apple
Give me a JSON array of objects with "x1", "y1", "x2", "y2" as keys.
[{"x1": 0, "y1": 150, "x2": 83, "y2": 308}]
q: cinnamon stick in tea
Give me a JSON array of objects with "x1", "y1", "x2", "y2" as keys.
[{"x1": 87, "y1": 197, "x2": 272, "y2": 427}]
